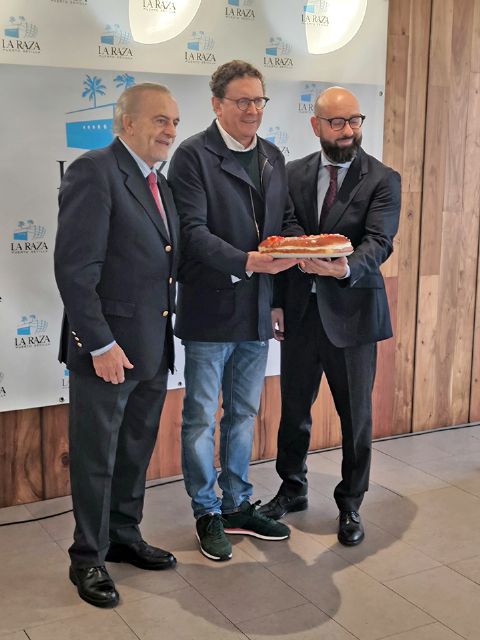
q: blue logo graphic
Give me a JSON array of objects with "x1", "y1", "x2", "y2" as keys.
[
  {"x1": 299, "y1": 82, "x2": 318, "y2": 103},
  {"x1": 13, "y1": 220, "x2": 46, "y2": 241},
  {"x1": 265, "y1": 127, "x2": 288, "y2": 148},
  {"x1": 265, "y1": 37, "x2": 291, "y2": 57},
  {"x1": 61, "y1": 368, "x2": 70, "y2": 389},
  {"x1": 186, "y1": 31, "x2": 215, "y2": 51},
  {"x1": 4, "y1": 16, "x2": 38, "y2": 38},
  {"x1": 304, "y1": 0, "x2": 328, "y2": 12},
  {"x1": 100, "y1": 24, "x2": 131, "y2": 46},
  {"x1": 17, "y1": 315, "x2": 48, "y2": 336},
  {"x1": 65, "y1": 74, "x2": 136, "y2": 150},
  {"x1": 227, "y1": 0, "x2": 254, "y2": 5}
]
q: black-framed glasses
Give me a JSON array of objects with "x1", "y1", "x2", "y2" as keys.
[
  {"x1": 222, "y1": 96, "x2": 270, "y2": 111},
  {"x1": 317, "y1": 115, "x2": 366, "y2": 131}
]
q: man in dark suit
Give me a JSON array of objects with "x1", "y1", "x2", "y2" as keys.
[
  {"x1": 54, "y1": 83, "x2": 180, "y2": 607},
  {"x1": 168, "y1": 60, "x2": 302, "y2": 562},
  {"x1": 259, "y1": 87, "x2": 401, "y2": 546}
]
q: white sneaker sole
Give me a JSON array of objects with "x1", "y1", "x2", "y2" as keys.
[{"x1": 223, "y1": 527, "x2": 290, "y2": 540}]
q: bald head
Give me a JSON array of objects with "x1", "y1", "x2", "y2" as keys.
[
  {"x1": 311, "y1": 86, "x2": 363, "y2": 163},
  {"x1": 314, "y1": 86, "x2": 360, "y2": 118}
]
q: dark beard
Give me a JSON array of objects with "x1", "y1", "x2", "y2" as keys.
[{"x1": 321, "y1": 134, "x2": 362, "y2": 163}]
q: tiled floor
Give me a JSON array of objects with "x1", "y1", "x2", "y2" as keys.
[{"x1": 1, "y1": 425, "x2": 480, "y2": 639}]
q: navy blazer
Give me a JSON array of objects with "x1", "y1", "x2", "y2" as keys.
[
  {"x1": 168, "y1": 121, "x2": 303, "y2": 342},
  {"x1": 54, "y1": 137, "x2": 179, "y2": 379},
  {"x1": 274, "y1": 148, "x2": 401, "y2": 347}
]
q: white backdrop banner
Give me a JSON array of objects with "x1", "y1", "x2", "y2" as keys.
[{"x1": 0, "y1": 0, "x2": 388, "y2": 411}]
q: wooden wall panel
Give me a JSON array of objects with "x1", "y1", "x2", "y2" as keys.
[
  {"x1": 375, "y1": 0, "x2": 431, "y2": 437},
  {"x1": 413, "y1": 0, "x2": 480, "y2": 431},
  {"x1": 41, "y1": 405, "x2": 70, "y2": 499},
  {"x1": 0, "y1": 409, "x2": 43, "y2": 507}
]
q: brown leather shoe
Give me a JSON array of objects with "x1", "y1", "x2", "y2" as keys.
[
  {"x1": 106, "y1": 540, "x2": 176, "y2": 570},
  {"x1": 69, "y1": 565, "x2": 119, "y2": 608}
]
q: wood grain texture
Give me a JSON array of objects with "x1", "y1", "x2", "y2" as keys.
[
  {"x1": 0, "y1": 409, "x2": 43, "y2": 508},
  {"x1": 41, "y1": 404, "x2": 70, "y2": 499},
  {"x1": 413, "y1": 0, "x2": 480, "y2": 431}
]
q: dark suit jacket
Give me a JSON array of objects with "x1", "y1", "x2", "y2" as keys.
[
  {"x1": 54, "y1": 137, "x2": 179, "y2": 379},
  {"x1": 274, "y1": 148, "x2": 401, "y2": 348},
  {"x1": 168, "y1": 121, "x2": 303, "y2": 342}
]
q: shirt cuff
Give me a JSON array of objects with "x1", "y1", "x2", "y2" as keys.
[
  {"x1": 336, "y1": 263, "x2": 351, "y2": 280},
  {"x1": 91, "y1": 341, "x2": 116, "y2": 357}
]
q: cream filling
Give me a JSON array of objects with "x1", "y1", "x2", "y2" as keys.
[{"x1": 261, "y1": 242, "x2": 352, "y2": 252}]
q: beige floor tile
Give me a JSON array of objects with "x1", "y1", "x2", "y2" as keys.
[
  {"x1": 377, "y1": 622, "x2": 465, "y2": 639},
  {"x1": 0, "y1": 632, "x2": 28, "y2": 639},
  {"x1": 363, "y1": 486, "x2": 480, "y2": 564},
  {"x1": 414, "y1": 426, "x2": 480, "y2": 456},
  {"x1": 248, "y1": 461, "x2": 283, "y2": 493},
  {"x1": 410, "y1": 452, "x2": 480, "y2": 497},
  {"x1": 269, "y1": 551, "x2": 433, "y2": 640},
  {"x1": 117, "y1": 589, "x2": 247, "y2": 639},
  {"x1": 449, "y1": 555, "x2": 480, "y2": 585},
  {"x1": 0, "y1": 521, "x2": 52, "y2": 557},
  {"x1": 25, "y1": 610, "x2": 137, "y2": 640},
  {"x1": 238, "y1": 603, "x2": 357, "y2": 639},
  {"x1": 38, "y1": 512, "x2": 75, "y2": 542},
  {"x1": 329, "y1": 520, "x2": 440, "y2": 582},
  {"x1": 0, "y1": 504, "x2": 32, "y2": 525},
  {"x1": 369, "y1": 450, "x2": 449, "y2": 495},
  {"x1": 106, "y1": 564, "x2": 189, "y2": 602},
  {"x1": 236, "y1": 526, "x2": 329, "y2": 566},
  {"x1": 387, "y1": 565, "x2": 480, "y2": 639},
  {"x1": 175, "y1": 545, "x2": 306, "y2": 624},
  {"x1": 0, "y1": 542, "x2": 86, "y2": 635},
  {"x1": 25, "y1": 495, "x2": 72, "y2": 518},
  {"x1": 373, "y1": 435, "x2": 452, "y2": 464}
]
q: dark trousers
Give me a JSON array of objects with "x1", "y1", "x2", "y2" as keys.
[
  {"x1": 277, "y1": 296, "x2": 376, "y2": 512},
  {"x1": 68, "y1": 353, "x2": 168, "y2": 568}
]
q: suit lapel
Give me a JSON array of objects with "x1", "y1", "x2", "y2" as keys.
[
  {"x1": 113, "y1": 139, "x2": 171, "y2": 242},
  {"x1": 319, "y1": 150, "x2": 367, "y2": 232},
  {"x1": 158, "y1": 176, "x2": 178, "y2": 249},
  {"x1": 302, "y1": 153, "x2": 321, "y2": 233}
]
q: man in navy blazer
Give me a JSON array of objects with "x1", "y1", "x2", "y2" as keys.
[
  {"x1": 259, "y1": 87, "x2": 401, "y2": 546},
  {"x1": 168, "y1": 60, "x2": 302, "y2": 562},
  {"x1": 54, "y1": 83, "x2": 180, "y2": 607}
]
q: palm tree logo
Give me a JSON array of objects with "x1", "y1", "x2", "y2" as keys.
[
  {"x1": 82, "y1": 75, "x2": 106, "y2": 109},
  {"x1": 114, "y1": 73, "x2": 136, "y2": 90}
]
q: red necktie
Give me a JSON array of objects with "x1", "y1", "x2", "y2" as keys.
[
  {"x1": 320, "y1": 165, "x2": 338, "y2": 227},
  {"x1": 147, "y1": 172, "x2": 169, "y2": 237}
]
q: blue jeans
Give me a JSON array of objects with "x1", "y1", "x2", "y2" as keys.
[{"x1": 181, "y1": 340, "x2": 269, "y2": 518}]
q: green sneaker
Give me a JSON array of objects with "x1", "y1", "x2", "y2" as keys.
[
  {"x1": 196, "y1": 514, "x2": 232, "y2": 561},
  {"x1": 222, "y1": 501, "x2": 291, "y2": 540}
]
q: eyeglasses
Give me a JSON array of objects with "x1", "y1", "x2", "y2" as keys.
[
  {"x1": 317, "y1": 115, "x2": 366, "y2": 131},
  {"x1": 222, "y1": 96, "x2": 270, "y2": 111}
]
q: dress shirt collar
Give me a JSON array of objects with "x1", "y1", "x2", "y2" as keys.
[
  {"x1": 215, "y1": 119, "x2": 257, "y2": 152},
  {"x1": 117, "y1": 136, "x2": 162, "y2": 178}
]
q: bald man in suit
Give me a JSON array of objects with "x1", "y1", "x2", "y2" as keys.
[{"x1": 260, "y1": 87, "x2": 400, "y2": 546}]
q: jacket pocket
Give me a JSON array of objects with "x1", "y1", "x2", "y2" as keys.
[{"x1": 100, "y1": 298, "x2": 136, "y2": 318}]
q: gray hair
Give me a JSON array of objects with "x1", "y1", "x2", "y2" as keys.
[{"x1": 113, "y1": 82, "x2": 171, "y2": 134}]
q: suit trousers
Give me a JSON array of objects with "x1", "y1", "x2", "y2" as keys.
[
  {"x1": 68, "y1": 353, "x2": 168, "y2": 568},
  {"x1": 277, "y1": 295, "x2": 377, "y2": 512}
]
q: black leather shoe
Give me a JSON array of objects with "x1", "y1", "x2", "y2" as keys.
[
  {"x1": 69, "y1": 565, "x2": 119, "y2": 608},
  {"x1": 337, "y1": 511, "x2": 365, "y2": 546},
  {"x1": 105, "y1": 540, "x2": 176, "y2": 570},
  {"x1": 258, "y1": 494, "x2": 308, "y2": 520}
]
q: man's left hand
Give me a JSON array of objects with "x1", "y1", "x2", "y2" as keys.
[{"x1": 299, "y1": 256, "x2": 348, "y2": 278}]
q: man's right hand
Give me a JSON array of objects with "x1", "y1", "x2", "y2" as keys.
[
  {"x1": 246, "y1": 251, "x2": 298, "y2": 274},
  {"x1": 92, "y1": 343, "x2": 134, "y2": 384}
]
